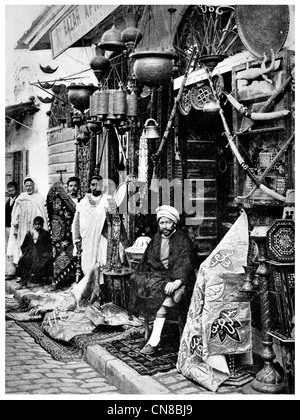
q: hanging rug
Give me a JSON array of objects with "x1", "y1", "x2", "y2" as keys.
[{"x1": 102, "y1": 327, "x2": 180, "y2": 375}]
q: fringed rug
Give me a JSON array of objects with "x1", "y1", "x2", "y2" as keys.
[
  {"x1": 102, "y1": 328, "x2": 180, "y2": 375},
  {"x1": 15, "y1": 321, "x2": 81, "y2": 363}
]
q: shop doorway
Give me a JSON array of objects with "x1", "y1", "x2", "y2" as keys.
[{"x1": 179, "y1": 104, "x2": 234, "y2": 266}]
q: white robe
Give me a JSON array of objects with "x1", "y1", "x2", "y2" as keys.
[
  {"x1": 7, "y1": 191, "x2": 48, "y2": 265},
  {"x1": 72, "y1": 193, "x2": 109, "y2": 278}
]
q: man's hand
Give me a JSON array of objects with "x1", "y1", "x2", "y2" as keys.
[{"x1": 164, "y1": 279, "x2": 182, "y2": 295}]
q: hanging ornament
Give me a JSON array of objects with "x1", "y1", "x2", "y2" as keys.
[
  {"x1": 67, "y1": 83, "x2": 95, "y2": 114},
  {"x1": 121, "y1": 13, "x2": 143, "y2": 53},
  {"x1": 37, "y1": 95, "x2": 54, "y2": 103},
  {"x1": 90, "y1": 46, "x2": 111, "y2": 83},
  {"x1": 38, "y1": 80, "x2": 55, "y2": 89},
  {"x1": 71, "y1": 110, "x2": 83, "y2": 127},
  {"x1": 39, "y1": 64, "x2": 59, "y2": 74},
  {"x1": 76, "y1": 124, "x2": 90, "y2": 145}
]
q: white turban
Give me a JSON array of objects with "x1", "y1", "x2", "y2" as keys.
[{"x1": 156, "y1": 205, "x2": 180, "y2": 224}]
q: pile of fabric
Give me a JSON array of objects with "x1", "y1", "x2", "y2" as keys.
[{"x1": 38, "y1": 264, "x2": 141, "y2": 342}]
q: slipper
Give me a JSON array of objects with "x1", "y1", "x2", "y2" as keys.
[{"x1": 140, "y1": 343, "x2": 159, "y2": 355}]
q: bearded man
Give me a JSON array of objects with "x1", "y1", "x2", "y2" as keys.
[
  {"x1": 128, "y1": 205, "x2": 196, "y2": 355},
  {"x1": 72, "y1": 175, "x2": 108, "y2": 278}
]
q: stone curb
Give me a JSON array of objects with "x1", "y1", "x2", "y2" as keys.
[{"x1": 85, "y1": 345, "x2": 171, "y2": 395}]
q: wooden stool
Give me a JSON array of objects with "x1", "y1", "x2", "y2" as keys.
[{"x1": 103, "y1": 267, "x2": 133, "y2": 311}]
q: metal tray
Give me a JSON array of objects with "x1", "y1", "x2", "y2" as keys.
[{"x1": 235, "y1": 5, "x2": 290, "y2": 58}]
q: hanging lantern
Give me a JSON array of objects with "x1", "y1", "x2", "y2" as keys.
[
  {"x1": 67, "y1": 83, "x2": 95, "y2": 114},
  {"x1": 90, "y1": 47, "x2": 111, "y2": 83},
  {"x1": 121, "y1": 13, "x2": 143, "y2": 53},
  {"x1": 104, "y1": 90, "x2": 118, "y2": 126},
  {"x1": 143, "y1": 118, "x2": 160, "y2": 140},
  {"x1": 98, "y1": 24, "x2": 126, "y2": 51},
  {"x1": 112, "y1": 87, "x2": 127, "y2": 119},
  {"x1": 126, "y1": 91, "x2": 138, "y2": 119},
  {"x1": 89, "y1": 91, "x2": 98, "y2": 118},
  {"x1": 97, "y1": 89, "x2": 110, "y2": 120}
]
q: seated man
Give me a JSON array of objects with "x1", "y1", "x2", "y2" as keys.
[
  {"x1": 16, "y1": 216, "x2": 53, "y2": 289},
  {"x1": 128, "y1": 205, "x2": 196, "y2": 355}
]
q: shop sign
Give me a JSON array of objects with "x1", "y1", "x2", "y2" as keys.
[{"x1": 50, "y1": 5, "x2": 117, "y2": 58}]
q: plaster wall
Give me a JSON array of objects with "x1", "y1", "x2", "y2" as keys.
[{"x1": 5, "y1": 46, "x2": 97, "y2": 196}]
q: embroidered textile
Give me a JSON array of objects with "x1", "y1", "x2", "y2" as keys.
[
  {"x1": 46, "y1": 182, "x2": 78, "y2": 285},
  {"x1": 177, "y1": 210, "x2": 252, "y2": 392}
]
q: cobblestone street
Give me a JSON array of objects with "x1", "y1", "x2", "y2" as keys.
[{"x1": 5, "y1": 295, "x2": 121, "y2": 396}]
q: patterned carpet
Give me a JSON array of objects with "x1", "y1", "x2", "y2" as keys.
[
  {"x1": 103, "y1": 326, "x2": 180, "y2": 375},
  {"x1": 15, "y1": 319, "x2": 143, "y2": 363},
  {"x1": 15, "y1": 320, "x2": 81, "y2": 362}
]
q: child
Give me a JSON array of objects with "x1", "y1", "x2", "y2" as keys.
[{"x1": 16, "y1": 216, "x2": 53, "y2": 289}]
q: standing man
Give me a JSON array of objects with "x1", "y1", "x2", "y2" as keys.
[
  {"x1": 5, "y1": 181, "x2": 19, "y2": 279},
  {"x1": 66, "y1": 176, "x2": 81, "y2": 205},
  {"x1": 7, "y1": 176, "x2": 48, "y2": 273},
  {"x1": 72, "y1": 175, "x2": 109, "y2": 278},
  {"x1": 128, "y1": 205, "x2": 196, "y2": 355}
]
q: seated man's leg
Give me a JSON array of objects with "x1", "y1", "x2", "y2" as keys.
[{"x1": 140, "y1": 297, "x2": 175, "y2": 354}]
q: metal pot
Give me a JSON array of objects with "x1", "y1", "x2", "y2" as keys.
[
  {"x1": 130, "y1": 50, "x2": 175, "y2": 87},
  {"x1": 67, "y1": 83, "x2": 95, "y2": 113}
]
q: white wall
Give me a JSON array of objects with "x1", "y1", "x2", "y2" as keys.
[{"x1": 5, "y1": 46, "x2": 98, "y2": 197}]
